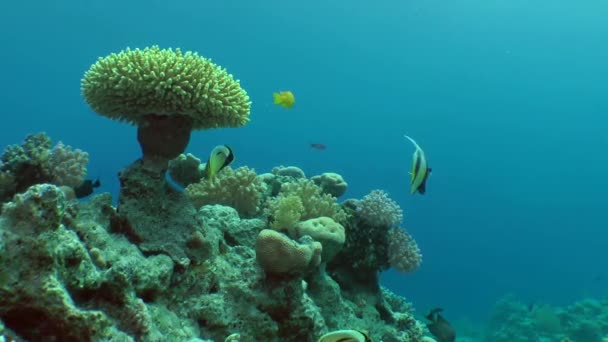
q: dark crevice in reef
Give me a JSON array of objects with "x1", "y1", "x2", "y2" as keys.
[
  {"x1": 2, "y1": 307, "x2": 87, "y2": 342},
  {"x1": 109, "y1": 213, "x2": 143, "y2": 244}
]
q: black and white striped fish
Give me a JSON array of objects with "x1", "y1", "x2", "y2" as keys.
[{"x1": 404, "y1": 135, "x2": 432, "y2": 195}]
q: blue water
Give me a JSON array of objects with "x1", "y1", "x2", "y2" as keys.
[{"x1": 1, "y1": 0, "x2": 607, "y2": 323}]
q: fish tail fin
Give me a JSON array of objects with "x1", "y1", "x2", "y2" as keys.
[
  {"x1": 273, "y1": 92, "x2": 282, "y2": 104},
  {"x1": 164, "y1": 170, "x2": 185, "y2": 193}
]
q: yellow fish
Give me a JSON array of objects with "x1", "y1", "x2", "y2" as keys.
[
  {"x1": 404, "y1": 135, "x2": 432, "y2": 195},
  {"x1": 273, "y1": 91, "x2": 295, "y2": 108},
  {"x1": 203, "y1": 145, "x2": 234, "y2": 179}
]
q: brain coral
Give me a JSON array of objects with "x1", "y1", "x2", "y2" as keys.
[
  {"x1": 255, "y1": 229, "x2": 322, "y2": 275},
  {"x1": 81, "y1": 45, "x2": 251, "y2": 130}
]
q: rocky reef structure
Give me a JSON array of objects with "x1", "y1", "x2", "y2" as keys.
[
  {"x1": 0, "y1": 133, "x2": 88, "y2": 203},
  {"x1": 0, "y1": 45, "x2": 426, "y2": 341},
  {"x1": 0, "y1": 173, "x2": 425, "y2": 341},
  {"x1": 484, "y1": 295, "x2": 608, "y2": 342}
]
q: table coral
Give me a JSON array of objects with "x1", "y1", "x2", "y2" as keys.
[{"x1": 81, "y1": 46, "x2": 251, "y2": 165}]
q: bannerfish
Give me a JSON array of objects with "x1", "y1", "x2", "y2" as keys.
[
  {"x1": 404, "y1": 134, "x2": 431, "y2": 195},
  {"x1": 73, "y1": 178, "x2": 100, "y2": 199},
  {"x1": 426, "y1": 308, "x2": 455, "y2": 342},
  {"x1": 310, "y1": 143, "x2": 327, "y2": 150},
  {"x1": 317, "y1": 329, "x2": 371, "y2": 342},
  {"x1": 203, "y1": 145, "x2": 234, "y2": 179},
  {"x1": 273, "y1": 91, "x2": 295, "y2": 109}
]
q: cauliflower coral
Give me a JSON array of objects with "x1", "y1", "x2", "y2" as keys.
[
  {"x1": 185, "y1": 166, "x2": 264, "y2": 218},
  {"x1": 266, "y1": 178, "x2": 346, "y2": 231},
  {"x1": 387, "y1": 227, "x2": 422, "y2": 273},
  {"x1": 356, "y1": 189, "x2": 403, "y2": 228}
]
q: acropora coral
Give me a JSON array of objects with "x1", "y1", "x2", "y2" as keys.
[
  {"x1": 81, "y1": 45, "x2": 251, "y2": 129},
  {"x1": 81, "y1": 46, "x2": 252, "y2": 165}
]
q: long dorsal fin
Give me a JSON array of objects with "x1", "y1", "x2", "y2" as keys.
[{"x1": 404, "y1": 134, "x2": 420, "y2": 150}]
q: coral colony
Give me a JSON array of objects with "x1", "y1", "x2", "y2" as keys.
[{"x1": 0, "y1": 46, "x2": 425, "y2": 341}]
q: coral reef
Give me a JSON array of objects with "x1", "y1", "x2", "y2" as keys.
[
  {"x1": 0, "y1": 133, "x2": 89, "y2": 203},
  {"x1": 484, "y1": 295, "x2": 608, "y2": 342},
  {"x1": 114, "y1": 160, "x2": 203, "y2": 267},
  {"x1": 0, "y1": 159, "x2": 427, "y2": 341},
  {"x1": 326, "y1": 189, "x2": 417, "y2": 299},
  {"x1": 0, "y1": 46, "x2": 427, "y2": 341}
]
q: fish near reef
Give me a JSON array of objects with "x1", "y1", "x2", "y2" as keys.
[
  {"x1": 404, "y1": 134, "x2": 431, "y2": 194},
  {"x1": 273, "y1": 90, "x2": 295, "y2": 108},
  {"x1": 202, "y1": 145, "x2": 234, "y2": 179},
  {"x1": 317, "y1": 329, "x2": 371, "y2": 342},
  {"x1": 73, "y1": 178, "x2": 100, "y2": 198},
  {"x1": 426, "y1": 308, "x2": 455, "y2": 342}
]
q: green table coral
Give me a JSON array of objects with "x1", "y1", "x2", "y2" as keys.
[{"x1": 81, "y1": 45, "x2": 251, "y2": 165}]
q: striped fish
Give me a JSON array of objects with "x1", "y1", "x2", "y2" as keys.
[
  {"x1": 404, "y1": 135, "x2": 432, "y2": 195},
  {"x1": 317, "y1": 329, "x2": 371, "y2": 342}
]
